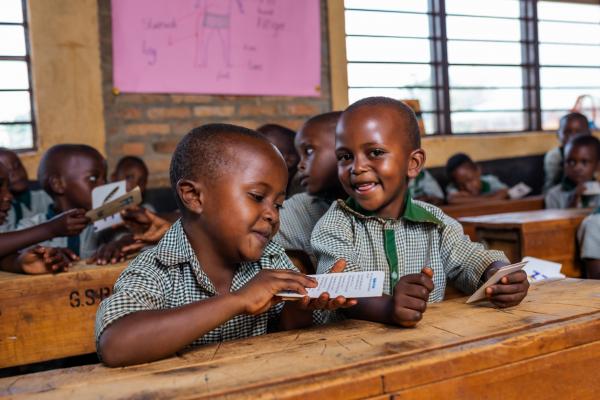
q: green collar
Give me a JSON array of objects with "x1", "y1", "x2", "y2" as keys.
[
  {"x1": 480, "y1": 179, "x2": 491, "y2": 194},
  {"x1": 561, "y1": 177, "x2": 578, "y2": 191},
  {"x1": 342, "y1": 193, "x2": 443, "y2": 225}
]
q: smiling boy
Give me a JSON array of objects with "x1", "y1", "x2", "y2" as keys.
[{"x1": 312, "y1": 97, "x2": 529, "y2": 327}]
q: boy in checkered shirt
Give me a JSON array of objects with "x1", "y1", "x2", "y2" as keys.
[
  {"x1": 312, "y1": 97, "x2": 529, "y2": 327},
  {"x1": 96, "y1": 124, "x2": 355, "y2": 367}
]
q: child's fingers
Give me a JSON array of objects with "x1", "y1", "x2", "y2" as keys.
[
  {"x1": 271, "y1": 270, "x2": 317, "y2": 288},
  {"x1": 61, "y1": 248, "x2": 79, "y2": 261},
  {"x1": 490, "y1": 293, "x2": 526, "y2": 307},
  {"x1": 421, "y1": 267, "x2": 434, "y2": 278},
  {"x1": 486, "y1": 282, "x2": 528, "y2": 296},
  {"x1": 32, "y1": 246, "x2": 47, "y2": 256},
  {"x1": 400, "y1": 282, "x2": 432, "y2": 301},
  {"x1": 311, "y1": 292, "x2": 330, "y2": 309},
  {"x1": 397, "y1": 295, "x2": 428, "y2": 314},
  {"x1": 278, "y1": 279, "x2": 309, "y2": 296},
  {"x1": 399, "y1": 273, "x2": 434, "y2": 292},
  {"x1": 330, "y1": 259, "x2": 347, "y2": 273},
  {"x1": 500, "y1": 271, "x2": 528, "y2": 284}
]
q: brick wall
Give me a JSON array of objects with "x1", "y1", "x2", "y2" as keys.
[{"x1": 98, "y1": 1, "x2": 332, "y2": 188}]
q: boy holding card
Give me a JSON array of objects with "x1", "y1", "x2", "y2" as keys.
[
  {"x1": 545, "y1": 134, "x2": 600, "y2": 209},
  {"x1": 312, "y1": 97, "x2": 529, "y2": 327},
  {"x1": 96, "y1": 124, "x2": 355, "y2": 367}
]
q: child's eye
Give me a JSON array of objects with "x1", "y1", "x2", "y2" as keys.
[
  {"x1": 275, "y1": 203, "x2": 283, "y2": 210},
  {"x1": 369, "y1": 148, "x2": 386, "y2": 158},
  {"x1": 304, "y1": 147, "x2": 314, "y2": 156},
  {"x1": 336, "y1": 152, "x2": 352, "y2": 162},
  {"x1": 88, "y1": 176, "x2": 98, "y2": 183},
  {"x1": 249, "y1": 192, "x2": 264, "y2": 202}
]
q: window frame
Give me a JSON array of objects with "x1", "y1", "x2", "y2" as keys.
[
  {"x1": 328, "y1": 0, "x2": 598, "y2": 135},
  {"x1": 0, "y1": 0, "x2": 37, "y2": 152}
]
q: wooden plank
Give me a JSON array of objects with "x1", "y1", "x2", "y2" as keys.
[
  {"x1": 1, "y1": 279, "x2": 598, "y2": 399},
  {"x1": 442, "y1": 195, "x2": 544, "y2": 219},
  {"x1": 0, "y1": 260, "x2": 128, "y2": 368}
]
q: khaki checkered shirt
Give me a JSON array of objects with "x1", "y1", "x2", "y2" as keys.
[{"x1": 312, "y1": 196, "x2": 508, "y2": 301}]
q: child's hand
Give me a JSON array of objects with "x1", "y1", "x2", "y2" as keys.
[
  {"x1": 391, "y1": 267, "x2": 434, "y2": 327},
  {"x1": 484, "y1": 266, "x2": 529, "y2": 308},
  {"x1": 296, "y1": 259, "x2": 358, "y2": 311},
  {"x1": 234, "y1": 270, "x2": 317, "y2": 315},
  {"x1": 121, "y1": 207, "x2": 170, "y2": 250},
  {"x1": 88, "y1": 236, "x2": 134, "y2": 265},
  {"x1": 48, "y1": 209, "x2": 90, "y2": 237},
  {"x1": 18, "y1": 246, "x2": 79, "y2": 274}
]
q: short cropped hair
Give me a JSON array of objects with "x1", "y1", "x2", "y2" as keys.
[
  {"x1": 446, "y1": 153, "x2": 476, "y2": 179},
  {"x1": 560, "y1": 112, "x2": 591, "y2": 135},
  {"x1": 303, "y1": 111, "x2": 342, "y2": 131},
  {"x1": 256, "y1": 124, "x2": 295, "y2": 142},
  {"x1": 38, "y1": 144, "x2": 104, "y2": 195},
  {"x1": 170, "y1": 123, "x2": 273, "y2": 208},
  {"x1": 343, "y1": 97, "x2": 421, "y2": 149},
  {"x1": 115, "y1": 156, "x2": 149, "y2": 176},
  {"x1": 565, "y1": 134, "x2": 600, "y2": 160}
]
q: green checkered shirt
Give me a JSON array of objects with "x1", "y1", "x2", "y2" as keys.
[
  {"x1": 312, "y1": 196, "x2": 508, "y2": 301},
  {"x1": 96, "y1": 219, "x2": 314, "y2": 356}
]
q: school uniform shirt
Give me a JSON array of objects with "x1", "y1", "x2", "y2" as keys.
[
  {"x1": 0, "y1": 189, "x2": 53, "y2": 232},
  {"x1": 312, "y1": 196, "x2": 508, "y2": 301},
  {"x1": 544, "y1": 180, "x2": 600, "y2": 209},
  {"x1": 95, "y1": 219, "x2": 326, "y2": 356},
  {"x1": 543, "y1": 146, "x2": 564, "y2": 193},
  {"x1": 446, "y1": 174, "x2": 508, "y2": 196},
  {"x1": 273, "y1": 192, "x2": 333, "y2": 260},
  {"x1": 577, "y1": 211, "x2": 600, "y2": 260},
  {"x1": 16, "y1": 206, "x2": 103, "y2": 259},
  {"x1": 408, "y1": 170, "x2": 444, "y2": 201}
]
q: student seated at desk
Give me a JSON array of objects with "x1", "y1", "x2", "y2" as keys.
[
  {"x1": 577, "y1": 212, "x2": 600, "y2": 279},
  {"x1": 445, "y1": 153, "x2": 509, "y2": 205},
  {"x1": 408, "y1": 169, "x2": 444, "y2": 206},
  {"x1": 312, "y1": 97, "x2": 529, "y2": 327},
  {"x1": 111, "y1": 156, "x2": 155, "y2": 212},
  {"x1": 544, "y1": 112, "x2": 591, "y2": 193},
  {"x1": 96, "y1": 124, "x2": 356, "y2": 367},
  {"x1": 0, "y1": 147, "x2": 52, "y2": 231},
  {"x1": 545, "y1": 135, "x2": 600, "y2": 209},
  {"x1": 257, "y1": 123, "x2": 301, "y2": 197},
  {"x1": 274, "y1": 112, "x2": 346, "y2": 269}
]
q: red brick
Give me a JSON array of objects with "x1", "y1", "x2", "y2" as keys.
[
  {"x1": 285, "y1": 103, "x2": 321, "y2": 116},
  {"x1": 153, "y1": 140, "x2": 179, "y2": 154},
  {"x1": 118, "y1": 94, "x2": 168, "y2": 104},
  {"x1": 193, "y1": 105, "x2": 235, "y2": 118},
  {"x1": 124, "y1": 123, "x2": 170, "y2": 136},
  {"x1": 170, "y1": 94, "x2": 214, "y2": 104},
  {"x1": 226, "y1": 120, "x2": 261, "y2": 129},
  {"x1": 147, "y1": 107, "x2": 191, "y2": 120},
  {"x1": 238, "y1": 104, "x2": 277, "y2": 117},
  {"x1": 118, "y1": 107, "x2": 143, "y2": 120},
  {"x1": 121, "y1": 142, "x2": 146, "y2": 156},
  {"x1": 145, "y1": 157, "x2": 172, "y2": 174}
]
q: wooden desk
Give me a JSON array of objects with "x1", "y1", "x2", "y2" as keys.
[
  {"x1": 460, "y1": 209, "x2": 590, "y2": 278},
  {"x1": 1, "y1": 278, "x2": 598, "y2": 399},
  {"x1": 0, "y1": 261, "x2": 128, "y2": 368},
  {"x1": 442, "y1": 195, "x2": 544, "y2": 219}
]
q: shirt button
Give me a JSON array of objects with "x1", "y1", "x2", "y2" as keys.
[{"x1": 391, "y1": 271, "x2": 398, "y2": 280}]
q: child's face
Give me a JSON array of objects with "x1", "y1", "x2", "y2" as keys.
[
  {"x1": 0, "y1": 165, "x2": 13, "y2": 225},
  {"x1": 564, "y1": 144, "x2": 598, "y2": 184},
  {"x1": 452, "y1": 164, "x2": 482, "y2": 195},
  {"x1": 265, "y1": 134, "x2": 299, "y2": 177},
  {"x1": 0, "y1": 150, "x2": 29, "y2": 194},
  {"x1": 59, "y1": 153, "x2": 107, "y2": 210},
  {"x1": 199, "y1": 142, "x2": 288, "y2": 262},
  {"x1": 558, "y1": 118, "x2": 588, "y2": 146},
  {"x1": 113, "y1": 163, "x2": 148, "y2": 193},
  {"x1": 294, "y1": 120, "x2": 339, "y2": 195},
  {"x1": 335, "y1": 106, "x2": 423, "y2": 219}
]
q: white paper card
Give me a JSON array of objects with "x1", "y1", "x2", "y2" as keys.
[
  {"x1": 583, "y1": 181, "x2": 600, "y2": 196},
  {"x1": 91, "y1": 181, "x2": 127, "y2": 232},
  {"x1": 277, "y1": 271, "x2": 385, "y2": 299},
  {"x1": 466, "y1": 262, "x2": 528, "y2": 304},
  {"x1": 508, "y1": 182, "x2": 532, "y2": 199},
  {"x1": 522, "y1": 256, "x2": 565, "y2": 281}
]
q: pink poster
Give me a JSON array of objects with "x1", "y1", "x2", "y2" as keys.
[{"x1": 111, "y1": 0, "x2": 321, "y2": 96}]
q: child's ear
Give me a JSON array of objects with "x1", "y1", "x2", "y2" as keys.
[
  {"x1": 176, "y1": 179, "x2": 204, "y2": 215},
  {"x1": 407, "y1": 148, "x2": 426, "y2": 179},
  {"x1": 48, "y1": 175, "x2": 66, "y2": 195}
]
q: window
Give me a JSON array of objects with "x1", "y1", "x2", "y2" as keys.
[
  {"x1": 0, "y1": 0, "x2": 35, "y2": 150},
  {"x1": 339, "y1": 0, "x2": 600, "y2": 134}
]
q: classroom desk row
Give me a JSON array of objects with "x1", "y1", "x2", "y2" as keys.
[{"x1": 1, "y1": 278, "x2": 598, "y2": 399}]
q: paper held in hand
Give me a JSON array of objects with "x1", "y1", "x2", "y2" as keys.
[
  {"x1": 466, "y1": 261, "x2": 528, "y2": 304},
  {"x1": 277, "y1": 271, "x2": 384, "y2": 300},
  {"x1": 86, "y1": 186, "x2": 142, "y2": 223}
]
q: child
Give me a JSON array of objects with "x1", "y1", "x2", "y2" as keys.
[
  {"x1": 408, "y1": 169, "x2": 444, "y2": 205},
  {"x1": 312, "y1": 97, "x2": 529, "y2": 327},
  {"x1": 445, "y1": 153, "x2": 509, "y2": 204},
  {"x1": 0, "y1": 148, "x2": 53, "y2": 230},
  {"x1": 96, "y1": 124, "x2": 355, "y2": 367},
  {"x1": 274, "y1": 112, "x2": 346, "y2": 266},
  {"x1": 544, "y1": 112, "x2": 591, "y2": 193},
  {"x1": 0, "y1": 163, "x2": 14, "y2": 231},
  {"x1": 257, "y1": 123, "x2": 301, "y2": 196},
  {"x1": 111, "y1": 156, "x2": 155, "y2": 212},
  {"x1": 545, "y1": 134, "x2": 600, "y2": 209},
  {"x1": 577, "y1": 212, "x2": 600, "y2": 279}
]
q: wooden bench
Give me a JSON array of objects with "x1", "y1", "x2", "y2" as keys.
[
  {"x1": 0, "y1": 261, "x2": 128, "y2": 368},
  {"x1": 442, "y1": 195, "x2": 545, "y2": 219},
  {"x1": 460, "y1": 209, "x2": 591, "y2": 278},
  {"x1": 1, "y1": 278, "x2": 598, "y2": 399}
]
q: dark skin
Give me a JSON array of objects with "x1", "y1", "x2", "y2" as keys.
[
  {"x1": 111, "y1": 161, "x2": 148, "y2": 194},
  {"x1": 295, "y1": 118, "x2": 346, "y2": 199},
  {"x1": 563, "y1": 144, "x2": 599, "y2": 208},
  {"x1": 334, "y1": 105, "x2": 529, "y2": 326},
  {"x1": 447, "y1": 164, "x2": 509, "y2": 205},
  {"x1": 98, "y1": 137, "x2": 356, "y2": 367},
  {"x1": 558, "y1": 117, "x2": 590, "y2": 147},
  {"x1": 0, "y1": 149, "x2": 29, "y2": 195},
  {"x1": 261, "y1": 131, "x2": 300, "y2": 192}
]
